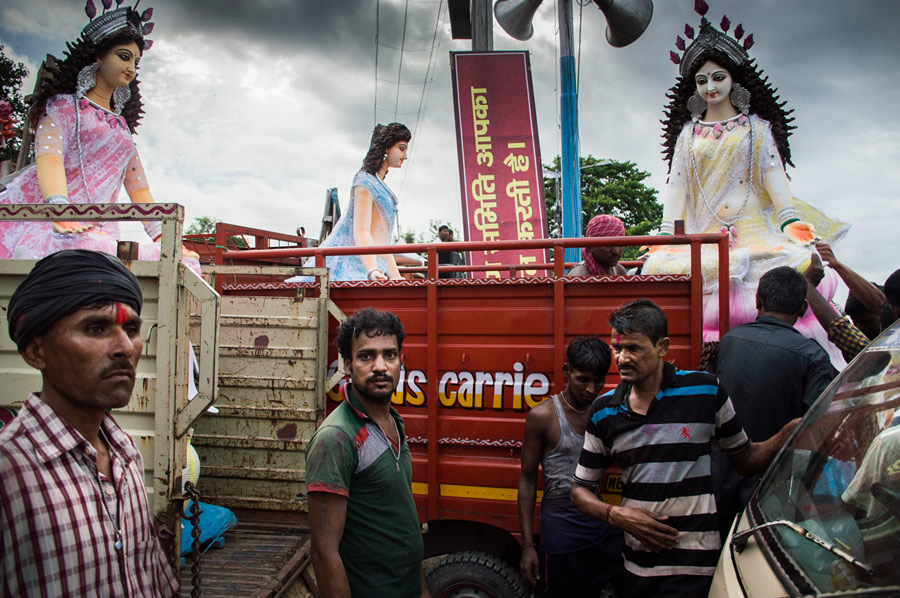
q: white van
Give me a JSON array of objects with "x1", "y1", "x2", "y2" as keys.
[{"x1": 711, "y1": 322, "x2": 900, "y2": 597}]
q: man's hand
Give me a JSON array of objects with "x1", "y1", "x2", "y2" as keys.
[
  {"x1": 181, "y1": 244, "x2": 200, "y2": 259},
  {"x1": 519, "y1": 545, "x2": 540, "y2": 586},
  {"x1": 815, "y1": 242, "x2": 840, "y2": 268},
  {"x1": 803, "y1": 252, "x2": 825, "y2": 287},
  {"x1": 610, "y1": 505, "x2": 679, "y2": 553}
]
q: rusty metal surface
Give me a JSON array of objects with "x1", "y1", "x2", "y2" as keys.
[
  {"x1": 191, "y1": 294, "x2": 327, "y2": 512},
  {"x1": 177, "y1": 526, "x2": 310, "y2": 598}
]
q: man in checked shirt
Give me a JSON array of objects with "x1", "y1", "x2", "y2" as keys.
[{"x1": 0, "y1": 250, "x2": 178, "y2": 597}]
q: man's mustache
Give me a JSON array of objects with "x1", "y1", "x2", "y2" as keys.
[{"x1": 366, "y1": 374, "x2": 394, "y2": 385}]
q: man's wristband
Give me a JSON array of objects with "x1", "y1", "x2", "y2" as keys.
[
  {"x1": 521, "y1": 542, "x2": 536, "y2": 551},
  {"x1": 607, "y1": 504, "x2": 617, "y2": 525}
]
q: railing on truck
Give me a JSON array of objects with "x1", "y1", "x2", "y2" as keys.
[{"x1": 199, "y1": 230, "x2": 729, "y2": 596}]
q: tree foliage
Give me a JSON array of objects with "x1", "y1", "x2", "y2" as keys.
[
  {"x1": 186, "y1": 215, "x2": 220, "y2": 235},
  {"x1": 0, "y1": 45, "x2": 29, "y2": 163},
  {"x1": 544, "y1": 155, "x2": 662, "y2": 258}
]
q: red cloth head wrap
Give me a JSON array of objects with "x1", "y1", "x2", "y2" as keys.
[{"x1": 581, "y1": 215, "x2": 625, "y2": 276}]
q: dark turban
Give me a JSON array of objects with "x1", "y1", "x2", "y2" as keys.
[{"x1": 7, "y1": 250, "x2": 143, "y2": 350}]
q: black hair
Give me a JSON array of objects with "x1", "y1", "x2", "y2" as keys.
[
  {"x1": 662, "y1": 46, "x2": 795, "y2": 173},
  {"x1": 608, "y1": 299, "x2": 668, "y2": 345},
  {"x1": 336, "y1": 307, "x2": 406, "y2": 359},
  {"x1": 566, "y1": 337, "x2": 612, "y2": 377},
  {"x1": 29, "y1": 28, "x2": 146, "y2": 134},
  {"x1": 844, "y1": 284, "x2": 883, "y2": 318},
  {"x1": 885, "y1": 269, "x2": 900, "y2": 307},
  {"x1": 438, "y1": 225, "x2": 450, "y2": 232},
  {"x1": 360, "y1": 122, "x2": 411, "y2": 175},
  {"x1": 757, "y1": 266, "x2": 807, "y2": 315}
]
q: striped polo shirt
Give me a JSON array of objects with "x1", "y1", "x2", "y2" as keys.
[{"x1": 574, "y1": 362, "x2": 749, "y2": 579}]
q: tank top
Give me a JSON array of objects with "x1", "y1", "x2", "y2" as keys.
[
  {"x1": 538, "y1": 394, "x2": 620, "y2": 554},
  {"x1": 540, "y1": 394, "x2": 584, "y2": 499}
]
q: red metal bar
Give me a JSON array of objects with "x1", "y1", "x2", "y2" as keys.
[
  {"x1": 553, "y1": 242, "x2": 566, "y2": 394},
  {"x1": 425, "y1": 247, "x2": 439, "y2": 520},
  {"x1": 401, "y1": 259, "x2": 646, "y2": 276},
  {"x1": 718, "y1": 236, "x2": 730, "y2": 339},
  {"x1": 221, "y1": 234, "x2": 729, "y2": 262},
  {"x1": 689, "y1": 239, "x2": 702, "y2": 368}
]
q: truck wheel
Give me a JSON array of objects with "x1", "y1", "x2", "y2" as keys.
[{"x1": 426, "y1": 551, "x2": 528, "y2": 598}]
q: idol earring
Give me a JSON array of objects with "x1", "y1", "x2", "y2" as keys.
[
  {"x1": 112, "y1": 85, "x2": 132, "y2": 115},
  {"x1": 730, "y1": 83, "x2": 751, "y2": 116},
  {"x1": 76, "y1": 63, "x2": 100, "y2": 99},
  {"x1": 687, "y1": 91, "x2": 707, "y2": 122}
]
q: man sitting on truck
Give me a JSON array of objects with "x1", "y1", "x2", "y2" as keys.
[
  {"x1": 518, "y1": 337, "x2": 624, "y2": 598},
  {"x1": 566, "y1": 214, "x2": 628, "y2": 277},
  {"x1": 0, "y1": 249, "x2": 178, "y2": 597},
  {"x1": 571, "y1": 298, "x2": 799, "y2": 598},
  {"x1": 306, "y1": 308, "x2": 428, "y2": 598}
]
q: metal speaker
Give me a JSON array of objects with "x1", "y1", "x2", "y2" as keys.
[
  {"x1": 594, "y1": 0, "x2": 653, "y2": 48},
  {"x1": 494, "y1": 0, "x2": 543, "y2": 41}
]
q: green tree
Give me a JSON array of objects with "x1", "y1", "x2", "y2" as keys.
[
  {"x1": 186, "y1": 215, "x2": 248, "y2": 248},
  {"x1": 186, "y1": 215, "x2": 220, "y2": 235},
  {"x1": 0, "y1": 45, "x2": 29, "y2": 164},
  {"x1": 544, "y1": 155, "x2": 662, "y2": 259}
]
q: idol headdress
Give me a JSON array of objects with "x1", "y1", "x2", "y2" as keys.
[
  {"x1": 668, "y1": 0, "x2": 754, "y2": 78},
  {"x1": 82, "y1": 0, "x2": 155, "y2": 50}
]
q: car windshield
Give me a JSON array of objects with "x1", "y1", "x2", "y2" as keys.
[{"x1": 750, "y1": 325, "x2": 900, "y2": 593}]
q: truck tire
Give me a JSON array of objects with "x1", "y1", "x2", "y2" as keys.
[{"x1": 426, "y1": 551, "x2": 528, "y2": 598}]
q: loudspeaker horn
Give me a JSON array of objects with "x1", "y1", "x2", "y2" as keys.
[
  {"x1": 594, "y1": 0, "x2": 653, "y2": 48},
  {"x1": 494, "y1": 0, "x2": 543, "y2": 41}
]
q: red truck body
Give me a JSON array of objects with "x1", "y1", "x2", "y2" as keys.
[{"x1": 195, "y1": 225, "x2": 729, "y2": 560}]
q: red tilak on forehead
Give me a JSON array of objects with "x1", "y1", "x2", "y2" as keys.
[
  {"x1": 615, "y1": 334, "x2": 621, "y2": 344},
  {"x1": 115, "y1": 302, "x2": 129, "y2": 325}
]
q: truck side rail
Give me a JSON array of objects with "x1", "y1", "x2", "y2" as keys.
[{"x1": 220, "y1": 233, "x2": 728, "y2": 523}]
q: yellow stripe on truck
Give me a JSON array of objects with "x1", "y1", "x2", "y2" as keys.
[{"x1": 411, "y1": 482, "x2": 621, "y2": 505}]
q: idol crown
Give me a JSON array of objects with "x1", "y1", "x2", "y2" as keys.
[
  {"x1": 81, "y1": 0, "x2": 156, "y2": 50},
  {"x1": 669, "y1": 0, "x2": 754, "y2": 78}
]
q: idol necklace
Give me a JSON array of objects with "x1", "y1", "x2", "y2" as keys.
[{"x1": 96, "y1": 427, "x2": 123, "y2": 551}]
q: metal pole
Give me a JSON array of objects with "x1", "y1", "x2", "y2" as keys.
[
  {"x1": 471, "y1": 0, "x2": 494, "y2": 51},
  {"x1": 558, "y1": 0, "x2": 581, "y2": 264}
]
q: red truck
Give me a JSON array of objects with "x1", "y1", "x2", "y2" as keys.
[{"x1": 183, "y1": 221, "x2": 729, "y2": 597}]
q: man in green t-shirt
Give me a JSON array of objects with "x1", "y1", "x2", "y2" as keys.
[{"x1": 306, "y1": 308, "x2": 428, "y2": 598}]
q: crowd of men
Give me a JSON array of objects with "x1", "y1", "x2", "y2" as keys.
[{"x1": 1, "y1": 234, "x2": 897, "y2": 597}]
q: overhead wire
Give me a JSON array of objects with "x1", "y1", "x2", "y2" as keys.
[
  {"x1": 374, "y1": 0, "x2": 380, "y2": 126},
  {"x1": 394, "y1": 0, "x2": 411, "y2": 121},
  {"x1": 399, "y1": 0, "x2": 445, "y2": 201},
  {"x1": 411, "y1": 0, "x2": 443, "y2": 142}
]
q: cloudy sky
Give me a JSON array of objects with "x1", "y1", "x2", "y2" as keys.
[{"x1": 1, "y1": 0, "x2": 897, "y2": 289}]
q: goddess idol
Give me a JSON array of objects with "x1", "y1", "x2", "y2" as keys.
[
  {"x1": 643, "y1": 1, "x2": 849, "y2": 359},
  {"x1": 0, "y1": 0, "x2": 197, "y2": 264},
  {"x1": 288, "y1": 122, "x2": 411, "y2": 282}
]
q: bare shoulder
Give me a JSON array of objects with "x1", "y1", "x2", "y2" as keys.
[
  {"x1": 525, "y1": 397, "x2": 555, "y2": 428},
  {"x1": 566, "y1": 263, "x2": 589, "y2": 277}
]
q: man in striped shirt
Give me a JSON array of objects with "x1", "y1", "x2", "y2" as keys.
[
  {"x1": 571, "y1": 299, "x2": 798, "y2": 598},
  {"x1": 0, "y1": 250, "x2": 178, "y2": 597}
]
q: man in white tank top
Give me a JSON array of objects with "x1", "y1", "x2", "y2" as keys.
[{"x1": 518, "y1": 337, "x2": 625, "y2": 597}]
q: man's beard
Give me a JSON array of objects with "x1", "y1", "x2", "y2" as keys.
[{"x1": 354, "y1": 373, "x2": 396, "y2": 404}]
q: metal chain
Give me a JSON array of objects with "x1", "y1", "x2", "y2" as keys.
[{"x1": 183, "y1": 481, "x2": 203, "y2": 597}]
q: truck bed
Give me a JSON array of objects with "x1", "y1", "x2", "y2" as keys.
[{"x1": 179, "y1": 523, "x2": 312, "y2": 598}]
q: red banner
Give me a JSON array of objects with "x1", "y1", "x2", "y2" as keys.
[{"x1": 451, "y1": 51, "x2": 548, "y2": 278}]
